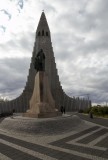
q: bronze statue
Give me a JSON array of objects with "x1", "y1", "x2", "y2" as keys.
[{"x1": 34, "y1": 49, "x2": 45, "y2": 71}]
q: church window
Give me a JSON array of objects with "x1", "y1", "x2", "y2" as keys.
[
  {"x1": 46, "y1": 32, "x2": 48, "y2": 36},
  {"x1": 42, "y1": 30, "x2": 44, "y2": 36}
]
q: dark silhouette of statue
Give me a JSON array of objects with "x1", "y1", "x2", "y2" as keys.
[{"x1": 34, "y1": 49, "x2": 45, "y2": 71}]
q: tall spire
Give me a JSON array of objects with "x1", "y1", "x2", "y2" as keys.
[{"x1": 36, "y1": 11, "x2": 50, "y2": 37}]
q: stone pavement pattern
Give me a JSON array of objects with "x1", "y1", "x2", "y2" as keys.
[{"x1": 0, "y1": 113, "x2": 108, "y2": 160}]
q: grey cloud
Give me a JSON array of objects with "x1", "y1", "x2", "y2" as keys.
[
  {"x1": 1, "y1": 0, "x2": 108, "y2": 105},
  {"x1": 0, "y1": 9, "x2": 12, "y2": 20},
  {"x1": 0, "y1": 32, "x2": 35, "y2": 54},
  {"x1": 19, "y1": 32, "x2": 35, "y2": 52},
  {"x1": 17, "y1": 0, "x2": 24, "y2": 9},
  {"x1": 0, "y1": 57, "x2": 30, "y2": 99},
  {"x1": 56, "y1": 51, "x2": 108, "y2": 104},
  {"x1": 0, "y1": 25, "x2": 6, "y2": 32},
  {"x1": 39, "y1": 0, "x2": 56, "y2": 13}
]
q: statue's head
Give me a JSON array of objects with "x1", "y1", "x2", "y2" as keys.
[{"x1": 40, "y1": 49, "x2": 43, "y2": 52}]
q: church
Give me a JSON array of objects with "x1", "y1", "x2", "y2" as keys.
[{"x1": 0, "y1": 12, "x2": 91, "y2": 114}]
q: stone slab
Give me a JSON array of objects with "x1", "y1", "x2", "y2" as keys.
[{"x1": 23, "y1": 112, "x2": 62, "y2": 118}]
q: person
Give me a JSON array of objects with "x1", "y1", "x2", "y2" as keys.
[
  {"x1": 89, "y1": 110, "x2": 93, "y2": 118},
  {"x1": 34, "y1": 49, "x2": 45, "y2": 71},
  {"x1": 11, "y1": 109, "x2": 15, "y2": 118},
  {"x1": 60, "y1": 106, "x2": 64, "y2": 114},
  {"x1": 63, "y1": 106, "x2": 65, "y2": 114}
]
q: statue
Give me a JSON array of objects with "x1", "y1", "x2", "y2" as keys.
[{"x1": 34, "y1": 49, "x2": 45, "y2": 71}]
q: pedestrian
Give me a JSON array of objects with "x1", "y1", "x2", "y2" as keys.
[
  {"x1": 60, "y1": 106, "x2": 64, "y2": 114},
  {"x1": 63, "y1": 106, "x2": 65, "y2": 114},
  {"x1": 11, "y1": 109, "x2": 15, "y2": 118},
  {"x1": 89, "y1": 110, "x2": 93, "y2": 118}
]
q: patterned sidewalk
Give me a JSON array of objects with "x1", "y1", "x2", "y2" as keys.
[{"x1": 0, "y1": 113, "x2": 108, "y2": 160}]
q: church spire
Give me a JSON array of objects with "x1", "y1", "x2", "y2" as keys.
[{"x1": 36, "y1": 11, "x2": 50, "y2": 37}]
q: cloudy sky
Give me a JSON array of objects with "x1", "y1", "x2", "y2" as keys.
[{"x1": 0, "y1": 0, "x2": 108, "y2": 105}]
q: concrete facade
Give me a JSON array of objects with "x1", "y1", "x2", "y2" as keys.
[{"x1": 0, "y1": 12, "x2": 91, "y2": 113}]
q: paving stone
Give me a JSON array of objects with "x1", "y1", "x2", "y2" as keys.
[
  {"x1": 77, "y1": 113, "x2": 108, "y2": 127},
  {"x1": 77, "y1": 128, "x2": 108, "y2": 144},
  {"x1": 95, "y1": 135, "x2": 108, "y2": 148},
  {"x1": 0, "y1": 113, "x2": 108, "y2": 160},
  {"x1": 50, "y1": 126, "x2": 100, "y2": 145},
  {"x1": 0, "y1": 142, "x2": 41, "y2": 160},
  {"x1": 101, "y1": 150, "x2": 108, "y2": 159},
  {"x1": 0, "y1": 115, "x2": 85, "y2": 135},
  {"x1": 0, "y1": 131, "x2": 91, "y2": 160}
]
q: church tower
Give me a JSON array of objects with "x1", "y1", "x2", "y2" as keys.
[
  {"x1": 25, "y1": 11, "x2": 64, "y2": 109},
  {"x1": 0, "y1": 12, "x2": 91, "y2": 113}
]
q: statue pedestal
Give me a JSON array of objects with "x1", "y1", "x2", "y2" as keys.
[{"x1": 23, "y1": 71, "x2": 61, "y2": 118}]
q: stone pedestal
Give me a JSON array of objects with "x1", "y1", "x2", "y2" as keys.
[{"x1": 23, "y1": 71, "x2": 61, "y2": 118}]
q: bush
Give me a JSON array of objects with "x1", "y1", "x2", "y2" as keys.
[
  {"x1": 91, "y1": 106, "x2": 108, "y2": 117},
  {"x1": 103, "y1": 106, "x2": 108, "y2": 114},
  {"x1": 92, "y1": 106, "x2": 98, "y2": 115},
  {"x1": 80, "y1": 106, "x2": 108, "y2": 117},
  {"x1": 83, "y1": 107, "x2": 91, "y2": 114}
]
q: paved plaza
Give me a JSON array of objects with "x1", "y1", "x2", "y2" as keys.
[{"x1": 0, "y1": 113, "x2": 108, "y2": 160}]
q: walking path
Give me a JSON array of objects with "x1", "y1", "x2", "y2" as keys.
[
  {"x1": 77, "y1": 113, "x2": 108, "y2": 127},
  {"x1": 0, "y1": 113, "x2": 108, "y2": 160}
]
